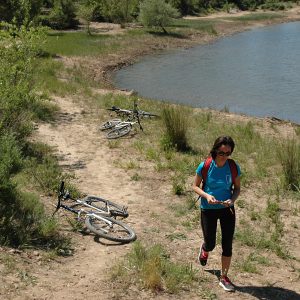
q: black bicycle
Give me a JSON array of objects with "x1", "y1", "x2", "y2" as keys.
[{"x1": 53, "y1": 181, "x2": 137, "y2": 243}]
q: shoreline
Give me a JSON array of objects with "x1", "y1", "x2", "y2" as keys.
[
  {"x1": 99, "y1": 8, "x2": 300, "y2": 125},
  {"x1": 104, "y1": 7, "x2": 300, "y2": 82}
]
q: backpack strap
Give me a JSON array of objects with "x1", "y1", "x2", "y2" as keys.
[
  {"x1": 201, "y1": 156, "x2": 213, "y2": 189},
  {"x1": 228, "y1": 158, "x2": 238, "y2": 185}
]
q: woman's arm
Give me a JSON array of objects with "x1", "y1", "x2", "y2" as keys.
[{"x1": 192, "y1": 174, "x2": 220, "y2": 204}]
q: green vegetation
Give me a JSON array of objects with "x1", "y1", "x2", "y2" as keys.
[
  {"x1": 235, "y1": 252, "x2": 271, "y2": 274},
  {"x1": 139, "y1": 0, "x2": 180, "y2": 33},
  {"x1": 171, "y1": 18, "x2": 217, "y2": 34},
  {"x1": 236, "y1": 197, "x2": 288, "y2": 259},
  {"x1": 43, "y1": 31, "x2": 114, "y2": 56},
  {"x1": 1, "y1": 0, "x2": 299, "y2": 296},
  {"x1": 225, "y1": 12, "x2": 284, "y2": 21},
  {"x1": 112, "y1": 241, "x2": 199, "y2": 293},
  {"x1": 42, "y1": 0, "x2": 78, "y2": 29},
  {"x1": 0, "y1": 23, "x2": 69, "y2": 251},
  {"x1": 161, "y1": 105, "x2": 190, "y2": 151},
  {"x1": 278, "y1": 138, "x2": 300, "y2": 191},
  {"x1": 1, "y1": 0, "x2": 294, "y2": 32}
]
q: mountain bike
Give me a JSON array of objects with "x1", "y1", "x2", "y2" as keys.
[
  {"x1": 100, "y1": 119, "x2": 122, "y2": 131},
  {"x1": 105, "y1": 119, "x2": 143, "y2": 139},
  {"x1": 107, "y1": 101, "x2": 159, "y2": 119},
  {"x1": 53, "y1": 181, "x2": 137, "y2": 243}
]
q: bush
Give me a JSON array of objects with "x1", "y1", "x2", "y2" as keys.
[
  {"x1": 161, "y1": 105, "x2": 190, "y2": 151},
  {"x1": 0, "y1": 0, "x2": 43, "y2": 27},
  {"x1": 139, "y1": 0, "x2": 180, "y2": 33},
  {"x1": 43, "y1": 0, "x2": 78, "y2": 29},
  {"x1": 168, "y1": 0, "x2": 202, "y2": 15},
  {"x1": 278, "y1": 139, "x2": 300, "y2": 191},
  {"x1": 0, "y1": 23, "x2": 65, "y2": 249},
  {"x1": 83, "y1": 0, "x2": 140, "y2": 24},
  {"x1": 113, "y1": 241, "x2": 198, "y2": 293},
  {"x1": 260, "y1": 1, "x2": 286, "y2": 10}
]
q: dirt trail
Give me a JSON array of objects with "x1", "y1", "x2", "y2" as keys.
[
  {"x1": 26, "y1": 95, "x2": 188, "y2": 300},
  {"x1": 22, "y1": 96, "x2": 149, "y2": 300},
  {"x1": 23, "y1": 94, "x2": 299, "y2": 300}
]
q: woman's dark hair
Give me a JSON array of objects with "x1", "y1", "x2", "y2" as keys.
[{"x1": 210, "y1": 136, "x2": 235, "y2": 159}]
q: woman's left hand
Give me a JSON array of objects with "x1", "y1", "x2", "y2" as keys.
[{"x1": 222, "y1": 199, "x2": 234, "y2": 207}]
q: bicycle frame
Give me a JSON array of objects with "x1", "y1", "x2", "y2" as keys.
[
  {"x1": 115, "y1": 121, "x2": 140, "y2": 129},
  {"x1": 55, "y1": 181, "x2": 128, "y2": 217}
]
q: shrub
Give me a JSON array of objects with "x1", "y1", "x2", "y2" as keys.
[
  {"x1": 113, "y1": 241, "x2": 198, "y2": 293},
  {"x1": 43, "y1": 0, "x2": 78, "y2": 29},
  {"x1": 172, "y1": 174, "x2": 185, "y2": 195},
  {"x1": 0, "y1": 182, "x2": 59, "y2": 247},
  {"x1": 260, "y1": 1, "x2": 286, "y2": 11},
  {"x1": 0, "y1": 0, "x2": 43, "y2": 27},
  {"x1": 84, "y1": 0, "x2": 140, "y2": 24},
  {"x1": 0, "y1": 23, "x2": 65, "y2": 249},
  {"x1": 139, "y1": 0, "x2": 179, "y2": 33},
  {"x1": 277, "y1": 138, "x2": 300, "y2": 191},
  {"x1": 161, "y1": 105, "x2": 190, "y2": 151}
]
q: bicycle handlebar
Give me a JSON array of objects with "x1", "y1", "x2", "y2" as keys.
[{"x1": 53, "y1": 181, "x2": 71, "y2": 215}]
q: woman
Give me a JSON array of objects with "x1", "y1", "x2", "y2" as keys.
[{"x1": 192, "y1": 136, "x2": 241, "y2": 292}]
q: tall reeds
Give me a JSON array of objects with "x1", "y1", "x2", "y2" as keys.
[
  {"x1": 278, "y1": 138, "x2": 300, "y2": 191},
  {"x1": 161, "y1": 105, "x2": 190, "y2": 152}
]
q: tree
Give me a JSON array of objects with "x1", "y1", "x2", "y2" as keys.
[
  {"x1": 0, "y1": 0, "x2": 43, "y2": 27},
  {"x1": 46, "y1": 0, "x2": 78, "y2": 29},
  {"x1": 139, "y1": 0, "x2": 179, "y2": 34},
  {"x1": 78, "y1": 2, "x2": 95, "y2": 35},
  {"x1": 168, "y1": 0, "x2": 199, "y2": 15},
  {"x1": 96, "y1": 0, "x2": 140, "y2": 24}
]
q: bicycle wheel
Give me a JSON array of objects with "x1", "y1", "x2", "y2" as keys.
[
  {"x1": 106, "y1": 124, "x2": 131, "y2": 139},
  {"x1": 83, "y1": 196, "x2": 128, "y2": 218},
  {"x1": 100, "y1": 119, "x2": 122, "y2": 131},
  {"x1": 85, "y1": 215, "x2": 136, "y2": 243},
  {"x1": 139, "y1": 111, "x2": 159, "y2": 118}
]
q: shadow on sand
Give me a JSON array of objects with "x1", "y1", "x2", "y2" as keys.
[{"x1": 205, "y1": 269, "x2": 300, "y2": 300}]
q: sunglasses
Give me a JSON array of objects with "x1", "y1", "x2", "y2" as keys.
[{"x1": 217, "y1": 151, "x2": 231, "y2": 157}]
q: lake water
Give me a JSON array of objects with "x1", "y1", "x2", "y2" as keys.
[{"x1": 114, "y1": 22, "x2": 300, "y2": 124}]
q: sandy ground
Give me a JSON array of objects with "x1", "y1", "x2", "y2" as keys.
[
  {"x1": 13, "y1": 93, "x2": 298, "y2": 300},
  {"x1": 1, "y1": 7, "x2": 300, "y2": 300}
]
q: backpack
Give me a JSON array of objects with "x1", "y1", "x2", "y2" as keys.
[{"x1": 201, "y1": 156, "x2": 238, "y2": 189}]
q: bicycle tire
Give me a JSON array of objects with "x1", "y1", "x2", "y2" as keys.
[
  {"x1": 100, "y1": 119, "x2": 122, "y2": 131},
  {"x1": 106, "y1": 124, "x2": 131, "y2": 139},
  {"x1": 139, "y1": 111, "x2": 159, "y2": 118},
  {"x1": 83, "y1": 196, "x2": 128, "y2": 218},
  {"x1": 85, "y1": 215, "x2": 136, "y2": 243}
]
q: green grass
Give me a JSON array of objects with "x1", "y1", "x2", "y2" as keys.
[
  {"x1": 235, "y1": 223, "x2": 288, "y2": 259},
  {"x1": 34, "y1": 54, "x2": 104, "y2": 96},
  {"x1": 166, "y1": 232, "x2": 187, "y2": 241},
  {"x1": 235, "y1": 252, "x2": 271, "y2": 274},
  {"x1": 277, "y1": 138, "x2": 300, "y2": 191},
  {"x1": 224, "y1": 12, "x2": 284, "y2": 21},
  {"x1": 43, "y1": 31, "x2": 120, "y2": 56},
  {"x1": 111, "y1": 241, "x2": 199, "y2": 293},
  {"x1": 171, "y1": 19, "x2": 217, "y2": 34}
]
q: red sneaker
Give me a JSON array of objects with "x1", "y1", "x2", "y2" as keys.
[
  {"x1": 219, "y1": 276, "x2": 235, "y2": 292},
  {"x1": 197, "y1": 244, "x2": 208, "y2": 266}
]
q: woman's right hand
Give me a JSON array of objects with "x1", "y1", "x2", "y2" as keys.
[{"x1": 206, "y1": 194, "x2": 221, "y2": 205}]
